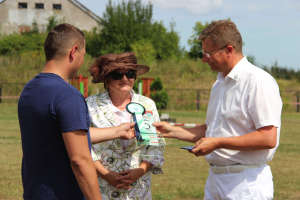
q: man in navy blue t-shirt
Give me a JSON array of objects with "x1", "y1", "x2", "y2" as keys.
[{"x1": 18, "y1": 24, "x2": 102, "y2": 200}]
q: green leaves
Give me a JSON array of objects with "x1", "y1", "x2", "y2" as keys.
[
  {"x1": 86, "y1": 0, "x2": 182, "y2": 60},
  {"x1": 131, "y1": 39, "x2": 156, "y2": 65},
  {"x1": 188, "y1": 21, "x2": 208, "y2": 59},
  {"x1": 0, "y1": 33, "x2": 45, "y2": 56},
  {"x1": 150, "y1": 77, "x2": 169, "y2": 110}
]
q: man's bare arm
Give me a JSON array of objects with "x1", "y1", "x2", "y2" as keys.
[
  {"x1": 183, "y1": 124, "x2": 207, "y2": 142},
  {"x1": 153, "y1": 122, "x2": 206, "y2": 142},
  {"x1": 90, "y1": 123, "x2": 135, "y2": 144},
  {"x1": 217, "y1": 126, "x2": 277, "y2": 150},
  {"x1": 192, "y1": 126, "x2": 277, "y2": 156},
  {"x1": 63, "y1": 130, "x2": 102, "y2": 200}
]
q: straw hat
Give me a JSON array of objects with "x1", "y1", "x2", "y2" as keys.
[{"x1": 89, "y1": 52, "x2": 150, "y2": 83}]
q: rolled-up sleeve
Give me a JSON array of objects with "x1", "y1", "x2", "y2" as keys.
[{"x1": 248, "y1": 76, "x2": 282, "y2": 129}]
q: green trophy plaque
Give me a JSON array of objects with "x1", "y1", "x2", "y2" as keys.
[{"x1": 126, "y1": 102, "x2": 160, "y2": 146}]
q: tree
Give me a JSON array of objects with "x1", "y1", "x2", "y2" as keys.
[
  {"x1": 188, "y1": 21, "x2": 208, "y2": 59},
  {"x1": 86, "y1": 0, "x2": 181, "y2": 60},
  {"x1": 150, "y1": 21, "x2": 181, "y2": 60},
  {"x1": 131, "y1": 39, "x2": 156, "y2": 65}
]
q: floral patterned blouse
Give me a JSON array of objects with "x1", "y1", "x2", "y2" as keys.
[{"x1": 86, "y1": 91, "x2": 165, "y2": 200}]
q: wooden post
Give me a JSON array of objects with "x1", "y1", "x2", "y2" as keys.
[
  {"x1": 70, "y1": 75, "x2": 89, "y2": 98},
  {"x1": 196, "y1": 90, "x2": 200, "y2": 111},
  {"x1": 141, "y1": 78, "x2": 154, "y2": 97}
]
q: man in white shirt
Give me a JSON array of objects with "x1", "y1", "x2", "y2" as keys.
[{"x1": 154, "y1": 19, "x2": 282, "y2": 200}]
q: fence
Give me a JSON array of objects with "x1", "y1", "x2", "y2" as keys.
[
  {"x1": 1, "y1": 83, "x2": 300, "y2": 112},
  {"x1": 165, "y1": 88, "x2": 211, "y2": 111},
  {"x1": 165, "y1": 88, "x2": 300, "y2": 112},
  {"x1": 0, "y1": 82, "x2": 25, "y2": 103}
]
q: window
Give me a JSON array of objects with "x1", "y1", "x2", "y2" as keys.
[
  {"x1": 35, "y1": 3, "x2": 44, "y2": 9},
  {"x1": 18, "y1": 2, "x2": 28, "y2": 9},
  {"x1": 53, "y1": 4, "x2": 62, "y2": 10}
]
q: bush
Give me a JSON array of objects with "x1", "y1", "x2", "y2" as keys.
[
  {"x1": 0, "y1": 33, "x2": 45, "y2": 55},
  {"x1": 0, "y1": 16, "x2": 64, "y2": 56},
  {"x1": 151, "y1": 90, "x2": 169, "y2": 110},
  {"x1": 150, "y1": 77, "x2": 163, "y2": 91},
  {"x1": 150, "y1": 77, "x2": 169, "y2": 109}
]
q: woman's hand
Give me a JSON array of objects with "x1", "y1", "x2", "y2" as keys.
[
  {"x1": 116, "y1": 168, "x2": 145, "y2": 189},
  {"x1": 102, "y1": 171, "x2": 127, "y2": 189},
  {"x1": 116, "y1": 161, "x2": 151, "y2": 189},
  {"x1": 116, "y1": 123, "x2": 135, "y2": 140}
]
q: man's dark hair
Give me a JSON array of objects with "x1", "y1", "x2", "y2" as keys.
[
  {"x1": 199, "y1": 19, "x2": 243, "y2": 53},
  {"x1": 44, "y1": 23, "x2": 85, "y2": 61}
]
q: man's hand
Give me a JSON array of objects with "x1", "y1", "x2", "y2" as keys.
[
  {"x1": 116, "y1": 168, "x2": 145, "y2": 189},
  {"x1": 153, "y1": 122, "x2": 206, "y2": 142},
  {"x1": 153, "y1": 122, "x2": 181, "y2": 139},
  {"x1": 191, "y1": 126, "x2": 278, "y2": 156},
  {"x1": 191, "y1": 137, "x2": 220, "y2": 156},
  {"x1": 116, "y1": 123, "x2": 135, "y2": 140}
]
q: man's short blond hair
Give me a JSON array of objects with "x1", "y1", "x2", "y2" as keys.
[{"x1": 199, "y1": 19, "x2": 243, "y2": 53}]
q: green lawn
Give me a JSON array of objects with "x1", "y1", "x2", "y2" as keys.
[{"x1": 1, "y1": 104, "x2": 300, "y2": 200}]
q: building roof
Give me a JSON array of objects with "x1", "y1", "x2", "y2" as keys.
[
  {"x1": 0, "y1": 0, "x2": 102, "y2": 23},
  {"x1": 68, "y1": 0, "x2": 101, "y2": 23}
]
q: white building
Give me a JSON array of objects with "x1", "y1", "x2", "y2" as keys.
[{"x1": 0, "y1": 0, "x2": 101, "y2": 34}]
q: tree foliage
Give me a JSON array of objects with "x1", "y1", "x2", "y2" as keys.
[
  {"x1": 0, "y1": 16, "x2": 60, "y2": 56},
  {"x1": 46, "y1": 16, "x2": 60, "y2": 32},
  {"x1": 86, "y1": 0, "x2": 182, "y2": 60},
  {"x1": 188, "y1": 21, "x2": 208, "y2": 59},
  {"x1": 248, "y1": 55, "x2": 300, "y2": 81},
  {"x1": 0, "y1": 32, "x2": 45, "y2": 55},
  {"x1": 130, "y1": 39, "x2": 156, "y2": 65},
  {"x1": 0, "y1": 1, "x2": 181, "y2": 61}
]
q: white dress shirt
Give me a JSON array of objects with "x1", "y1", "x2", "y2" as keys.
[{"x1": 205, "y1": 57, "x2": 282, "y2": 165}]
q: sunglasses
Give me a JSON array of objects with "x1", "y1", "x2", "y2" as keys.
[{"x1": 107, "y1": 70, "x2": 137, "y2": 80}]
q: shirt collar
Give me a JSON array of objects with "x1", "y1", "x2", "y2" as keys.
[{"x1": 218, "y1": 56, "x2": 247, "y2": 82}]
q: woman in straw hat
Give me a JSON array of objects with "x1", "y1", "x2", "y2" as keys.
[{"x1": 87, "y1": 52, "x2": 165, "y2": 200}]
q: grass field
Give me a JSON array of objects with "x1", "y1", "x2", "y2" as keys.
[{"x1": 1, "y1": 103, "x2": 300, "y2": 200}]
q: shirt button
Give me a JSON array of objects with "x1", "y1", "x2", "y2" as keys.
[
  {"x1": 111, "y1": 191, "x2": 120, "y2": 198},
  {"x1": 107, "y1": 157, "x2": 115, "y2": 164}
]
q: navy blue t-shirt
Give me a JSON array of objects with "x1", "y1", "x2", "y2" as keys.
[{"x1": 18, "y1": 73, "x2": 91, "y2": 200}]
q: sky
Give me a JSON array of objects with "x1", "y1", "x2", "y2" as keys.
[{"x1": 78, "y1": 0, "x2": 300, "y2": 69}]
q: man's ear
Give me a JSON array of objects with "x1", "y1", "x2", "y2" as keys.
[
  {"x1": 69, "y1": 45, "x2": 78, "y2": 62},
  {"x1": 226, "y1": 45, "x2": 234, "y2": 53}
]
